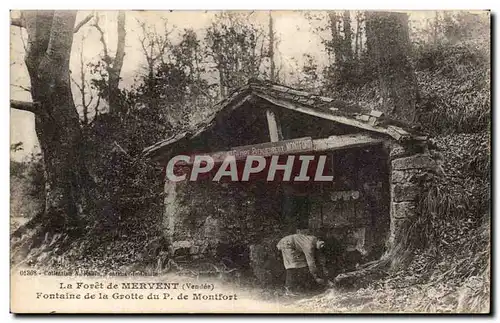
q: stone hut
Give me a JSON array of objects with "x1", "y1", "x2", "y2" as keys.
[{"x1": 143, "y1": 79, "x2": 438, "y2": 277}]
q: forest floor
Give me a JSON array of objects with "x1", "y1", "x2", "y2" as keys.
[
  {"x1": 176, "y1": 269, "x2": 490, "y2": 313},
  {"x1": 171, "y1": 269, "x2": 490, "y2": 313},
  {"x1": 292, "y1": 273, "x2": 490, "y2": 313},
  {"x1": 11, "y1": 258, "x2": 489, "y2": 314},
  {"x1": 10, "y1": 208, "x2": 490, "y2": 314}
]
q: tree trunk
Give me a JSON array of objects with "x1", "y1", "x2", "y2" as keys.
[
  {"x1": 365, "y1": 11, "x2": 418, "y2": 125},
  {"x1": 433, "y1": 11, "x2": 439, "y2": 44},
  {"x1": 268, "y1": 11, "x2": 275, "y2": 81},
  {"x1": 328, "y1": 12, "x2": 342, "y2": 64},
  {"x1": 342, "y1": 10, "x2": 353, "y2": 62},
  {"x1": 22, "y1": 11, "x2": 93, "y2": 231},
  {"x1": 76, "y1": 36, "x2": 89, "y2": 125},
  {"x1": 355, "y1": 11, "x2": 362, "y2": 59},
  {"x1": 108, "y1": 11, "x2": 126, "y2": 113},
  {"x1": 92, "y1": 11, "x2": 126, "y2": 114},
  {"x1": 218, "y1": 67, "x2": 227, "y2": 100}
]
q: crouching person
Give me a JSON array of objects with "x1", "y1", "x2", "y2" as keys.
[{"x1": 277, "y1": 229, "x2": 328, "y2": 296}]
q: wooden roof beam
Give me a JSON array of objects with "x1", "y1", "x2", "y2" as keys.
[
  {"x1": 163, "y1": 134, "x2": 383, "y2": 166},
  {"x1": 254, "y1": 92, "x2": 400, "y2": 140},
  {"x1": 312, "y1": 134, "x2": 384, "y2": 152},
  {"x1": 265, "y1": 109, "x2": 284, "y2": 142}
]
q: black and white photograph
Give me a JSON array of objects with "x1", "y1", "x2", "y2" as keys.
[{"x1": 9, "y1": 9, "x2": 491, "y2": 313}]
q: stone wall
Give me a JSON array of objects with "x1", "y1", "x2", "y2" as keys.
[
  {"x1": 163, "y1": 180, "x2": 223, "y2": 257},
  {"x1": 163, "y1": 180, "x2": 284, "y2": 260},
  {"x1": 162, "y1": 139, "x2": 437, "y2": 277},
  {"x1": 387, "y1": 143, "x2": 437, "y2": 253}
]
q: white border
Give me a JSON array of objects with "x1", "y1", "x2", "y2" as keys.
[{"x1": 2, "y1": 1, "x2": 497, "y2": 322}]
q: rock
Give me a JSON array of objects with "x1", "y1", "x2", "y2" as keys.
[
  {"x1": 388, "y1": 218, "x2": 411, "y2": 247},
  {"x1": 392, "y1": 202, "x2": 417, "y2": 219},
  {"x1": 389, "y1": 144, "x2": 408, "y2": 159},
  {"x1": 391, "y1": 169, "x2": 421, "y2": 184},
  {"x1": 249, "y1": 240, "x2": 284, "y2": 286},
  {"x1": 392, "y1": 154, "x2": 436, "y2": 170},
  {"x1": 203, "y1": 215, "x2": 221, "y2": 240},
  {"x1": 169, "y1": 240, "x2": 194, "y2": 256},
  {"x1": 392, "y1": 184, "x2": 420, "y2": 202}
]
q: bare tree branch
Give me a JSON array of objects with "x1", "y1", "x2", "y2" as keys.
[
  {"x1": 192, "y1": 83, "x2": 215, "y2": 102},
  {"x1": 138, "y1": 21, "x2": 155, "y2": 74},
  {"x1": 11, "y1": 84, "x2": 31, "y2": 92},
  {"x1": 137, "y1": 18, "x2": 172, "y2": 75},
  {"x1": 87, "y1": 91, "x2": 94, "y2": 108},
  {"x1": 17, "y1": 25, "x2": 28, "y2": 51},
  {"x1": 10, "y1": 100, "x2": 40, "y2": 114},
  {"x1": 70, "y1": 75, "x2": 83, "y2": 92},
  {"x1": 93, "y1": 95, "x2": 101, "y2": 117},
  {"x1": 92, "y1": 14, "x2": 109, "y2": 58},
  {"x1": 74, "y1": 12, "x2": 94, "y2": 33},
  {"x1": 113, "y1": 141, "x2": 130, "y2": 157},
  {"x1": 70, "y1": 34, "x2": 92, "y2": 124},
  {"x1": 113, "y1": 11, "x2": 126, "y2": 71},
  {"x1": 13, "y1": 12, "x2": 93, "y2": 34},
  {"x1": 11, "y1": 17, "x2": 25, "y2": 28}
]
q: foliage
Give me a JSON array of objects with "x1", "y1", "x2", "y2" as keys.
[
  {"x1": 78, "y1": 24, "x2": 227, "y2": 237},
  {"x1": 10, "y1": 142, "x2": 24, "y2": 153},
  {"x1": 293, "y1": 54, "x2": 323, "y2": 92},
  {"x1": 10, "y1": 153, "x2": 45, "y2": 227},
  {"x1": 304, "y1": 11, "x2": 490, "y2": 136},
  {"x1": 25, "y1": 23, "x2": 235, "y2": 269},
  {"x1": 292, "y1": 11, "x2": 490, "y2": 312},
  {"x1": 298, "y1": 130, "x2": 491, "y2": 312},
  {"x1": 295, "y1": 260, "x2": 489, "y2": 312},
  {"x1": 87, "y1": 59, "x2": 128, "y2": 115},
  {"x1": 205, "y1": 12, "x2": 267, "y2": 97},
  {"x1": 415, "y1": 40, "x2": 490, "y2": 134}
]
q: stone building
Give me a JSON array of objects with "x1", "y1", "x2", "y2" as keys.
[{"x1": 143, "y1": 79, "x2": 438, "y2": 278}]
